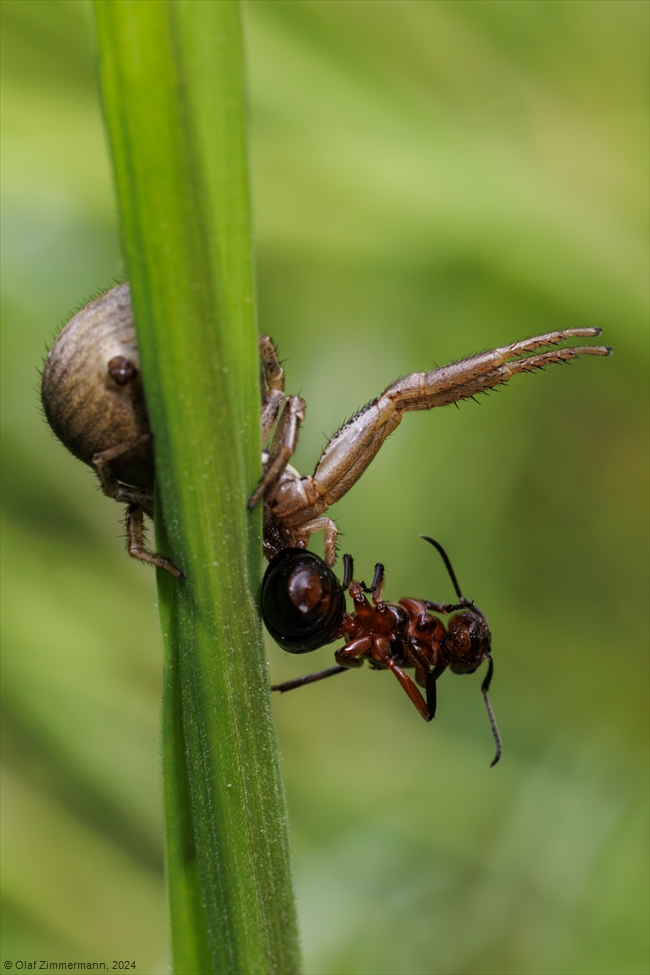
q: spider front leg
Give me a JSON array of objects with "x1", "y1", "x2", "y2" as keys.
[
  {"x1": 254, "y1": 335, "x2": 301, "y2": 507},
  {"x1": 249, "y1": 394, "x2": 305, "y2": 510},
  {"x1": 274, "y1": 328, "x2": 611, "y2": 529},
  {"x1": 259, "y1": 335, "x2": 286, "y2": 445},
  {"x1": 252, "y1": 328, "x2": 609, "y2": 566}
]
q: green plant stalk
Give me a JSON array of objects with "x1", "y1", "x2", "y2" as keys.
[{"x1": 93, "y1": 2, "x2": 301, "y2": 972}]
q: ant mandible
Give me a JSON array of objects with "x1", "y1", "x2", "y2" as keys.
[{"x1": 262, "y1": 536, "x2": 502, "y2": 766}]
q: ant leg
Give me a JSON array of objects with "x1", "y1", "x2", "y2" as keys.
[
  {"x1": 273, "y1": 631, "x2": 368, "y2": 697},
  {"x1": 335, "y1": 635, "x2": 372, "y2": 664},
  {"x1": 93, "y1": 433, "x2": 154, "y2": 515},
  {"x1": 425, "y1": 672, "x2": 437, "y2": 718},
  {"x1": 481, "y1": 656, "x2": 502, "y2": 767},
  {"x1": 432, "y1": 659, "x2": 448, "y2": 681},
  {"x1": 361, "y1": 563, "x2": 385, "y2": 599},
  {"x1": 367, "y1": 634, "x2": 432, "y2": 721},
  {"x1": 125, "y1": 504, "x2": 184, "y2": 579},
  {"x1": 368, "y1": 563, "x2": 386, "y2": 602},
  {"x1": 346, "y1": 584, "x2": 376, "y2": 627},
  {"x1": 407, "y1": 639, "x2": 432, "y2": 672},
  {"x1": 248, "y1": 395, "x2": 305, "y2": 510},
  {"x1": 271, "y1": 665, "x2": 349, "y2": 693},
  {"x1": 370, "y1": 563, "x2": 385, "y2": 592},
  {"x1": 410, "y1": 643, "x2": 438, "y2": 717},
  {"x1": 386, "y1": 658, "x2": 432, "y2": 722},
  {"x1": 341, "y1": 554, "x2": 354, "y2": 589}
]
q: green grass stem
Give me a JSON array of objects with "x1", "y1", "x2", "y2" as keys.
[{"x1": 92, "y1": 2, "x2": 301, "y2": 972}]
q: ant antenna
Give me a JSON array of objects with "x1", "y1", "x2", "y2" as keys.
[
  {"x1": 481, "y1": 657, "x2": 502, "y2": 767},
  {"x1": 422, "y1": 535, "x2": 499, "y2": 765},
  {"x1": 421, "y1": 536, "x2": 464, "y2": 602}
]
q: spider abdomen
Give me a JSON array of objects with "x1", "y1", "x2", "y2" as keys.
[{"x1": 41, "y1": 283, "x2": 153, "y2": 490}]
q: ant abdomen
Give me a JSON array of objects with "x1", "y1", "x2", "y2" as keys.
[{"x1": 261, "y1": 548, "x2": 346, "y2": 652}]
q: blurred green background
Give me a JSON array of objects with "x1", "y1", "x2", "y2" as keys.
[{"x1": 1, "y1": 1, "x2": 647, "y2": 973}]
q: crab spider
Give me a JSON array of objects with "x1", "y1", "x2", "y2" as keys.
[{"x1": 41, "y1": 283, "x2": 611, "y2": 574}]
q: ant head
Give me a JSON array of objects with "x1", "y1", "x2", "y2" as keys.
[
  {"x1": 442, "y1": 611, "x2": 492, "y2": 674},
  {"x1": 420, "y1": 535, "x2": 493, "y2": 671},
  {"x1": 261, "y1": 548, "x2": 346, "y2": 653},
  {"x1": 421, "y1": 535, "x2": 501, "y2": 766}
]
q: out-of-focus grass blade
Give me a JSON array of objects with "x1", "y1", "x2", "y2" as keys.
[{"x1": 93, "y1": 2, "x2": 300, "y2": 972}]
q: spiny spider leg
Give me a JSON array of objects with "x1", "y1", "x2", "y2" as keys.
[
  {"x1": 252, "y1": 336, "x2": 303, "y2": 508},
  {"x1": 292, "y1": 516, "x2": 340, "y2": 567},
  {"x1": 93, "y1": 435, "x2": 183, "y2": 579},
  {"x1": 259, "y1": 334, "x2": 285, "y2": 394},
  {"x1": 262, "y1": 328, "x2": 610, "y2": 564},
  {"x1": 259, "y1": 335, "x2": 286, "y2": 445},
  {"x1": 125, "y1": 503, "x2": 184, "y2": 578},
  {"x1": 248, "y1": 394, "x2": 305, "y2": 510},
  {"x1": 92, "y1": 433, "x2": 154, "y2": 513},
  {"x1": 310, "y1": 331, "x2": 611, "y2": 505}
]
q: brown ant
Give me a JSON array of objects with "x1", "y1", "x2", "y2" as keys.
[{"x1": 263, "y1": 536, "x2": 501, "y2": 766}]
